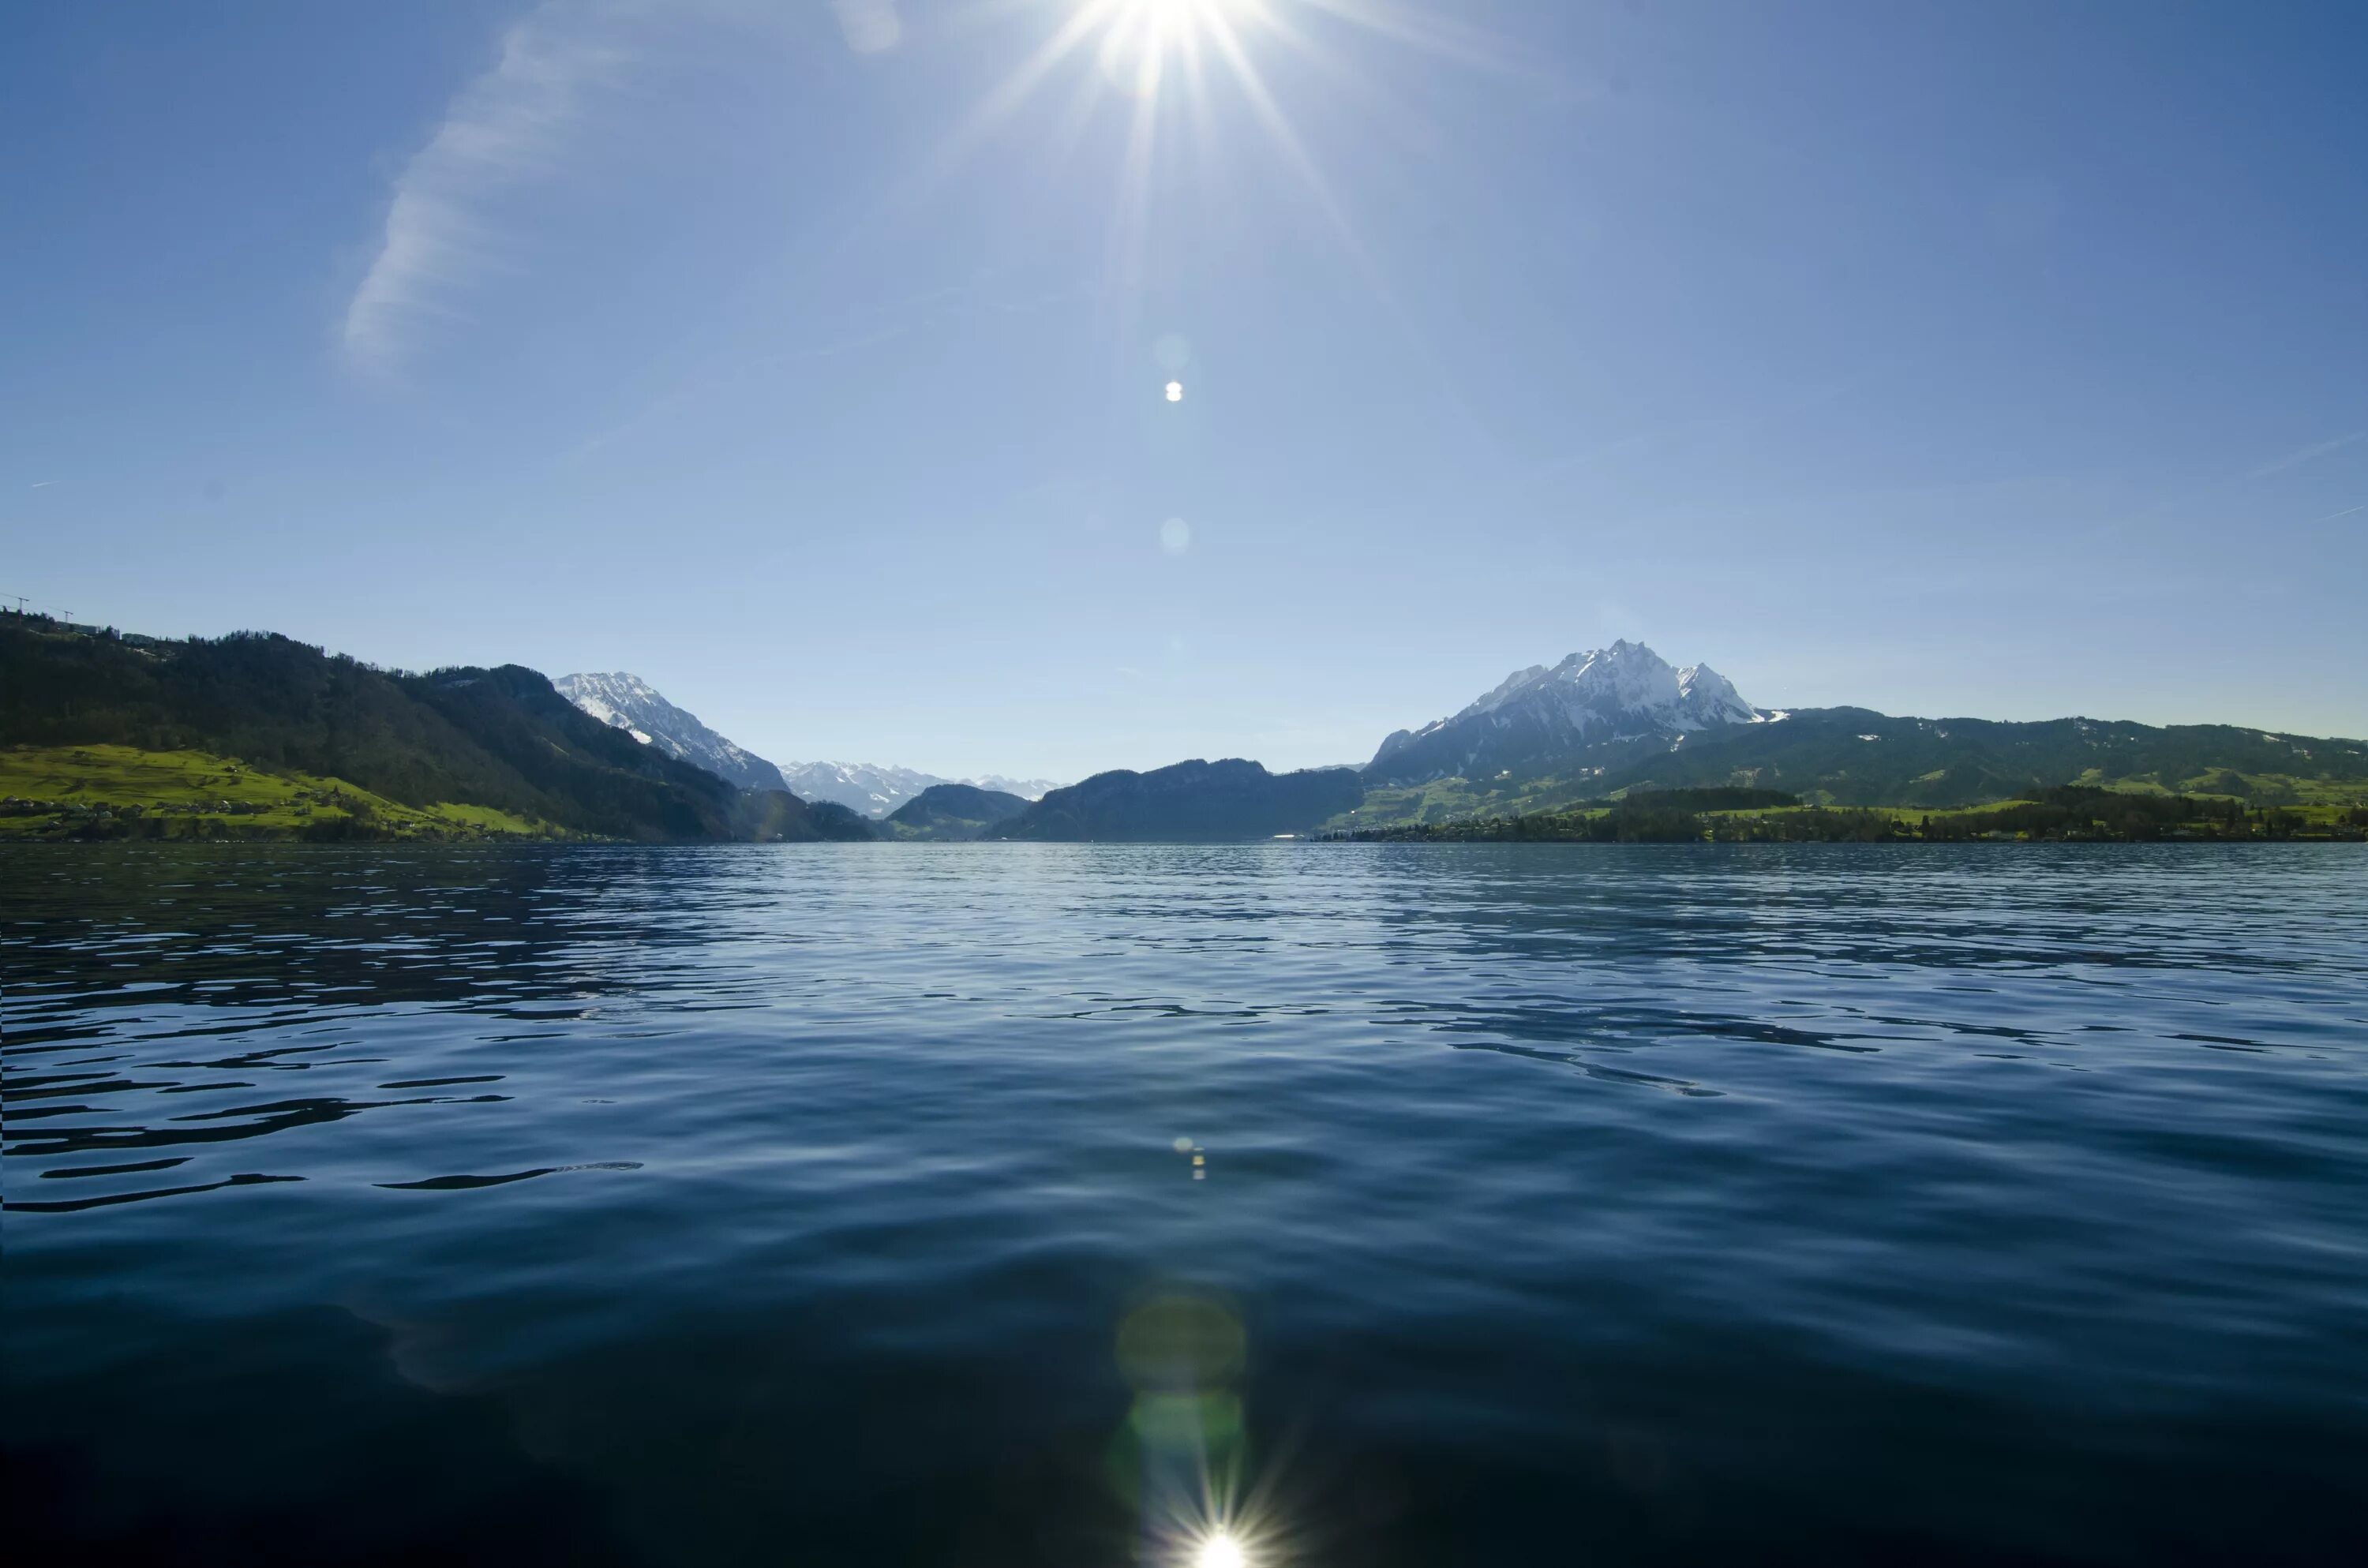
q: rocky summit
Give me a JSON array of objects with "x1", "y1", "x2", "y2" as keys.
[{"x1": 1366, "y1": 640, "x2": 1773, "y2": 785}]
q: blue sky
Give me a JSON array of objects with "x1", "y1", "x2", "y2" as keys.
[{"x1": 6, "y1": 0, "x2": 2363, "y2": 778}]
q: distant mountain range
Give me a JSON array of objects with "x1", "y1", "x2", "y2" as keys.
[
  {"x1": 775, "y1": 764, "x2": 1061, "y2": 817},
  {"x1": 773, "y1": 761, "x2": 1058, "y2": 818},
  {"x1": 556, "y1": 673, "x2": 1056, "y2": 818},
  {"x1": 6, "y1": 614, "x2": 2361, "y2": 844}
]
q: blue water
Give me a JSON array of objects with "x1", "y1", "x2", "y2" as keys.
[{"x1": 6, "y1": 842, "x2": 2366, "y2": 1566}]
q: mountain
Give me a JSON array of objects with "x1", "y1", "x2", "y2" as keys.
[
  {"x1": 1368, "y1": 640, "x2": 1770, "y2": 786},
  {"x1": 554, "y1": 672, "x2": 789, "y2": 795},
  {"x1": 996, "y1": 759, "x2": 1365, "y2": 841},
  {"x1": 777, "y1": 762, "x2": 1063, "y2": 818},
  {"x1": 879, "y1": 784, "x2": 1029, "y2": 841},
  {"x1": 1347, "y1": 638, "x2": 2368, "y2": 829},
  {"x1": 1, "y1": 616, "x2": 871, "y2": 843}
]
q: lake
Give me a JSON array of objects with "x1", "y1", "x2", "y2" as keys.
[{"x1": 6, "y1": 842, "x2": 2366, "y2": 1565}]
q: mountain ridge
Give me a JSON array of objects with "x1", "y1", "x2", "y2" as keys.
[{"x1": 8, "y1": 614, "x2": 2361, "y2": 844}]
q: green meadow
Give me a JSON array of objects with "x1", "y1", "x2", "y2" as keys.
[{"x1": 0, "y1": 744, "x2": 557, "y2": 840}]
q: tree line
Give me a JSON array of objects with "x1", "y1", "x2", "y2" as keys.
[{"x1": 1336, "y1": 787, "x2": 2366, "y2": 844}]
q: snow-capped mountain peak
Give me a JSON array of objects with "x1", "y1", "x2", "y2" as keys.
[
  {"x1": 555, "y1": 672, "x2": 791, "y2": 795},
  {"x1": 1369, "y1": 641, "x2": 1771, "y2": 784}
]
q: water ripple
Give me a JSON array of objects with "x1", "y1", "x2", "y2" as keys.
[{"x1": 6, "y1": 842, "x2": 2366, "y2": 1565}]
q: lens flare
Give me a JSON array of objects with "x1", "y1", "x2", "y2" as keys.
[{"x1": 1195, "y1": 1531, "x2": 1249, "y2": 1568}]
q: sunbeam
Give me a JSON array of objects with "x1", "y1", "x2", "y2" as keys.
[{"x1": 933, "y1": 0, "x2": 1477, "y2": 310}]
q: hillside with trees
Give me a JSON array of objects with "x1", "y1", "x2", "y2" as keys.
[
  {"x1": 880, "y1": 784, "x2": 1028, "y2": 841},
  {"x1": 1583, "y1": 709, "x2": 2368, "y2": 808},
  {"x1": 997, "y1": 759, "x2": 1364, "y2": 842},
  {"x1": 1, "y1": 614, "x2": 869, "y2": 842},
  {"x1": 1339, "y1": 786, "x2": 2367, "y2": 844}
]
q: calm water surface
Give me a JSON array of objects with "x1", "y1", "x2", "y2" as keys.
[{"x1": 6, "y1": 843, "x2": 2366, "y2": 1566}]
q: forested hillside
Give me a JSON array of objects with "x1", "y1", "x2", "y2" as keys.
[
  {"x1": 999, "y1": 759, "x2": 1364, "y2": 842},
  {"x1": 1, "y1": 615, "x2": 867, "y2": 842},
  {"x1": 1585, "y1": 709, "x2": 2368, "y2": 807},
  {"x1": 880, "y1": 784, "x2": 1028, "y2": 841}
]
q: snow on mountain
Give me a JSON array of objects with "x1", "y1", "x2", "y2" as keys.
[
  {"x1": 554, "y1": 672, "x2": 791, "y2": 795},
  {"x1": 772, "y1": 762, "x2": 945, "y2": 818},
  {"x1": 1368, "y1": 640, "x2": 1774, "y2": 784},
  {"x1": 777, "y1": 764, "x2": 1066, "y2": 817},
  {"x1": 1677, "y1": 663, "x2": 1758, "y2": 728}
]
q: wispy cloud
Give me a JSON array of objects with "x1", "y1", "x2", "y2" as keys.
[
  {"x1": 2249, "y1": 429, "x2": 2363, "y2": 480},
  {"x1": 341, "y1": 2, "x2": 635, "y2": 372},
  {"x1": 29, "y1": 480, "x2": 59, "y2": 489},
  {"x1": 2314, "y1": 503, "x2": 2364, "y2": 522}
]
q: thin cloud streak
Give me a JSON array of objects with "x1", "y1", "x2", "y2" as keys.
[
  {"x1": 2248, "y1": 429, "x2": 2363, "y2": 479},
  {"x1": 341, "y1": 1, "x2": 631, "y2": 372}
]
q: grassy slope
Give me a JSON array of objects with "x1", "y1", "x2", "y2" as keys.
[
  {"x1": 0, "y1": 744, "x2": 556, "y2": 840},
  {"x1": 878, "y1": 816, "x2": 1001, "y2": 841},
  {"x1": 1328, "y1": 776, "x2": 1601, "y2": 832}
]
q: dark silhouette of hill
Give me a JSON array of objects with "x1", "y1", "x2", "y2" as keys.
[
  {"x1": 997, "y1": 759, "x2": 1363, "y2": 841},
  {"x1": 881, "y1": 784, "x2": 1028, "y2": 841}
]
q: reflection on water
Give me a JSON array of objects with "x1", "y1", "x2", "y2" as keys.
[{"x1": 6, "y1": 842, "x2": 2367, "y2": 1565}]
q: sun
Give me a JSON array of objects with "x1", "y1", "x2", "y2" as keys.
[
  {"x1": 1093, "y1": 0, "x2": 1261, "y2": 98},
  {"x1": 921, "y1": 0, "x2": 1506, "y2": 322},
  {"x1": 940, "y1": 0, "x2": 1291, "y2": 177},
  {"x1": 1193, "y1": 1532, "x2": 1250, "y2": 1568}
]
